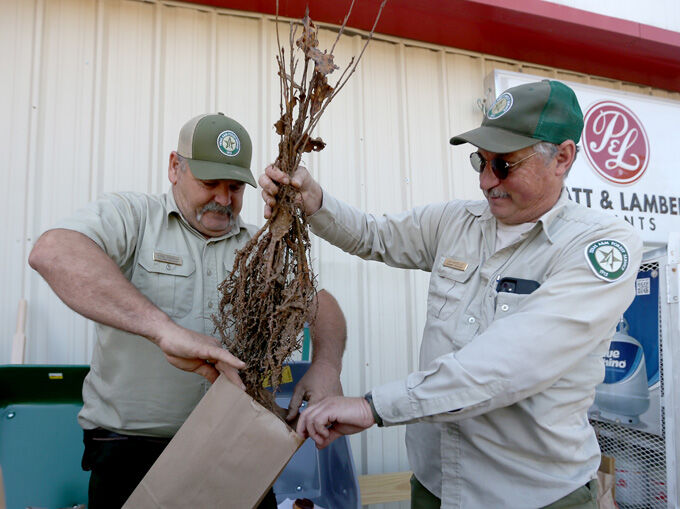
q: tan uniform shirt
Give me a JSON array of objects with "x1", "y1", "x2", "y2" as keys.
[
  {"x1": 309, "y1": 190, "x2": 642, "y2": 508},
  {"x1": 55, "y1": 191, "x2": 255, "y2": 437}
]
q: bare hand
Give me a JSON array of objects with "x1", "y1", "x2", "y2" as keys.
[
  {"x1": 296, "y1": 396, "x2": 375, "y2": 449},
  {"x1": 154, "y1": 320, "x2": 246, "y2": 388},
  {"x1": 259, "y1": 165, "x2": 323, "y2": 219},
  {"x1": 287, "y1": 360, "x2": 343, "y2": 421}
]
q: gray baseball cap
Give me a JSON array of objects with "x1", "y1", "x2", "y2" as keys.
[{"x1": 177, "y1": 113, "x2": 256, "y2": 187}]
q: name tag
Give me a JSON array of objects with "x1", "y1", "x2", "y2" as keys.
[
  {"x1": 153, "y1": 251, "x2": 183, "y2": 266},
  {"x1": 443, "y1": 258, "x2": 468, "y2": 271}
]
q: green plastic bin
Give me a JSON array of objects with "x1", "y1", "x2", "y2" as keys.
[
  {"x1": 0, "y1": 365, "x2": 90, "y2": 509},
  {"x1": 0, "y1": 364, "x2": 360, "y2": 508}
]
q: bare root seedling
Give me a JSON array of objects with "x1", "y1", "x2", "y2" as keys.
[{"x1": 214, "y1": 1, "x2": 386, "y2": 413}]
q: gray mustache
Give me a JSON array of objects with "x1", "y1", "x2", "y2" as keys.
[
  {"x1": 197, "y1": 202, "x2": 233, "y2": 221},
  {"x1": 485, "y1": 189, "x2": 509, "y2": 199}
]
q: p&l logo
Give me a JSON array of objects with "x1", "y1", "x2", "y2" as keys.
[{"x1": 582, "y1": 101, "x2": 649, "y2": 185}]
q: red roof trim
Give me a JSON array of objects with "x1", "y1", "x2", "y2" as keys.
[{"x1": 186, "y1": 0, "x2": 680, "y2": 93}]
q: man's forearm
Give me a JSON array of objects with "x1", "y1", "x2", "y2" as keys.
[
  {"x1": 309, "y1": 289, "x2": 346, "y2": 370},
  {"x1": 285, "y1": 289, "x2": 347, "y2": 419},
  {"x1": 29, "y1": 229, "x2": 171, "y2": 343}
]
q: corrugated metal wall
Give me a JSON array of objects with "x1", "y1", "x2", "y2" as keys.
[{"x1": 3, "y1": 1, "x2": 680, "y2": 505}]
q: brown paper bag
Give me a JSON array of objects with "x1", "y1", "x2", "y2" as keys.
[
  {"x1": 124, "y1": 375, "x2": 304, "y2": 508},
  {"x1": 597, "y1": 455, "x2": 618, "y2": 509}
]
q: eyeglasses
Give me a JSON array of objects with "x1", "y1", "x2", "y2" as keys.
[{"x1": 469, "y1": 151, "x2": 538, "y2": 180}]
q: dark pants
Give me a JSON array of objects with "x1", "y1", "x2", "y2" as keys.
[
  {"x1": 410, "y1": 475, "x2": 598, "y2": 509},
  {"x1": 82, "y1": 428, "x2": 278, "y2": 509}
]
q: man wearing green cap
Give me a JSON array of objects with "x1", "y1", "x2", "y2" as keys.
[
  {"x1": 28, "y1": 113, "x2": 346, "y2": 508},
  {"x1": 261, "y1": 80, "x2": 642, "y2": 508}
]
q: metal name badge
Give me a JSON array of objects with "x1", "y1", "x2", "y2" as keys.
[
  {"x1": 153, "y1": 251, "x2": 183, "y2": 266},
  {"x1": 443, "y1": 258, "x2": 468, "y2": 271}
]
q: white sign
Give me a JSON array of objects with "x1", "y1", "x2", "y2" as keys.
[{"x1": 492, "y1": 70, "x2": 679, "y2": 245}]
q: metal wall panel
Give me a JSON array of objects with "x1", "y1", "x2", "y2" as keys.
[
  {"x1": 356, "y1": 39, "x2": 415, "y2": 483},
  {"x1": 2, "y1": 0, "x2": 679, "y2": 496},
  {"x1": 1, "y1": 0, "x2": 37, "y2": 364},
  {"x1": 95, "y1": 0, "x2": 156, "y2": 194},
  {"x1": 22, "y1": 0, "x2": 98, "y2": 364}
]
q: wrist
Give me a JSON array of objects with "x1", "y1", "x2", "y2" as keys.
[
  {"x1": 308, "y1": 185, "x2": 324, "y2": 216},
  {"x1": 145, "y1": 310, "x2": 175, "y2": 346},
  {"x1": 364, "y1": 392, "x2": 384, "y2": 427},
  {"x1": 311, "y1": 357, "x2": 341, "y2": 375}
]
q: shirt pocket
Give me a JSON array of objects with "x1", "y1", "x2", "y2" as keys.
[
  {"x1": 428, "y1": 257, "x2": 478, "y2": 321},
  {"x1": 133, "y1": 249, "x2": 197, "y2": 319},
  {"x1": 493, "y1": 291, "x2": 528, "y2": 320}
]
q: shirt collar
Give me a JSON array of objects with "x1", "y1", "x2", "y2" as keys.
[
  {"x1": 464, "y1": 187, "x2": 571, "y2": 244},
  {"x1": 536, "y1": 188, "x2": 571, "y2": 244},
  {"x1": 162, "y1": 190, "x2": 180, "y2": 231},
  {"x1": 165, "y1": 188, "x2": 181, "y2": 220},
  {"x1": 164, "y1": 189, "x2": 246, "y2": 241},
  {"x1": 465, "y1": 200, "x2": 493, "y2": 221}
]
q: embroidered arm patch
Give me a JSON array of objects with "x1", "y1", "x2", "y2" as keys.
[{"x1": 584, "y1": 239, "x2": 630, "y2": 282}]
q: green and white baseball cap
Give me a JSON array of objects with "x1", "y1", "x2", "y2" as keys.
[
  {"x1": 177, "y1": 112, "x2": 256, "y2": 187},
  {"x1": 450, "y1": 80, "x2": 583, "y2": 153}
]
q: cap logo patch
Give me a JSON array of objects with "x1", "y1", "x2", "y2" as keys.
[
  {"x1": 585, "y1": 239, "x2": 630, "y2": 282},
  {"x1": 217, "y1": 130, "x2": 240, "y2": 157},
  {"x1": 487, "y1": 92, "x2": 513, "y2": 119}
]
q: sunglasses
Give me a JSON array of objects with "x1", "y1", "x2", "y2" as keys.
[{"x1": 469, "y1": 151, "x2": 538, "y2": 180}]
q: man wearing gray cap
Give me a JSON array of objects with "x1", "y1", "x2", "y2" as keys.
[
  {"x1": 262, "y1": 81, "x2": 642, "y2": 508},
  {"x1": 29, "y1": 113, "x2": 346, "y2": 508}
]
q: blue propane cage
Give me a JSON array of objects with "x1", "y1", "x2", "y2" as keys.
[{"x1": 0, "y1": 362, "x2": 360, "y2": 509}]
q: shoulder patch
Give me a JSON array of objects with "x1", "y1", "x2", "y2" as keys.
[{"x1": 584, "y1": 239, "x2": 630, "y2": 282}]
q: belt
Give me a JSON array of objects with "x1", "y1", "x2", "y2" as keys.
[{"x1": 84, "y1": 427, "x2": 172, "y2": 445}]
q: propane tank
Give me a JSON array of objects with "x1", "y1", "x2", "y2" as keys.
[{"x1": 593, "y1": 317, "x2": 650, "y2": 425}]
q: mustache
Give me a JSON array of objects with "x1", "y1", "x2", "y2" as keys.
[
  {"x1": 196, "y1": 202, "x2": 233, "y2": 221},
  {"x1": 484, "y1": 189, "x2": 509, "y2": 199}
]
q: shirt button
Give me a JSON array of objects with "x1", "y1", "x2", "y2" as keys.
[
  {"x1": 208, "y1": 301, "x2": 213, "y2": 309},
  {"x1": 501, "y1": 304, "x2": 509, "y2": 312},
  {"x1": 467, "y1": 316, "x2": 476, "y2": 324},
  {"x1": 207, "y1": 269, "x2": 212, "y2": 276},
  {"x1": 166, "y1": 264, "x2": 172, "y2": 270}
]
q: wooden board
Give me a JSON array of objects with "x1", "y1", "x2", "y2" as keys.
[{"x1": 359, "y1": 471, "x2": 412, "y2": 505}]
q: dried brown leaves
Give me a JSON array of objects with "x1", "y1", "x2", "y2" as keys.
[{"x1": 214, "y1": 1, "x2": 386, "y2": 414}]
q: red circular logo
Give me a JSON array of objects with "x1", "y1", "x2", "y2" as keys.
[{"x1": 582, "y1": 101, "x2": 649, "y2": 185}]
